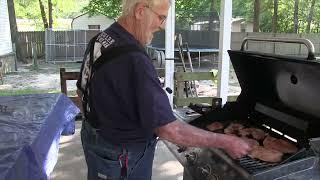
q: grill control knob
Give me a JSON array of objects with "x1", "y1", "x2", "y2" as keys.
[{"x1": 185, "y1": 152, "x2": 198, "y2": 164}]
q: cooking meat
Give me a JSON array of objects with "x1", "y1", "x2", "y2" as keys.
[
  {"x1": 249, "y1": 146, "x2": 283, "y2": 163},
  {"x1": 263, "y1": 136, "x2": 298, "y2": 154},
  {"x1": 224, "y1": 123, "x2": 244, "y2": 135},
  {"x1": 206, "y1": 122, "x2": 224, "y2": 131},
  {"x1": 238, "y1": 128, "x2": 251, "y2": 137},
  {"x1": 241, "y1": 137, "x2": 259, "y2": 149},
  {"x1": 239, "y1": 128, "x2": 266, "y2": 140}
]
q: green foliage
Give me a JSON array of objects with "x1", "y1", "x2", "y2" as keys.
[
  {"x1": 15, "y1": 0, "x2": 320, "y2": 33},
  {"x1": 14, "y1": 0, "x2": 88, "y2": 30},
  {"x1": 81, "y1": 0, "x2": 121, "y2": 18}
]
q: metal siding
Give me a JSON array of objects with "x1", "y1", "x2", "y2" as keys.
[{"x1": 0, "y1": 0, "x2": 13, "y2": 56}]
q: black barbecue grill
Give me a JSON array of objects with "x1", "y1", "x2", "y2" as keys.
[{"x1": 165, "y1": 37, "x2": 320, "y2": 180}]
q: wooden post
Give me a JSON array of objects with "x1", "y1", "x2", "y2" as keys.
[
  {"x1": 60, "y1": 68, "x2": 67, "y2": 94},
  {"x1": 12, "y1": 43, "x2": 18, "y2": 71},
  {"x1": 175, "y1": 67, "x2": 185, "y2": 99},
  {"x1": 31, "y1": 42, "x2": 38, "y2": 70}
]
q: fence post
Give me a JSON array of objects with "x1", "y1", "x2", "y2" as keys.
[
  {"x1": 175, "y1": 66, "x2": 185, "y2": 99},
  {"x1": 12, "y1": 43, "x2": 18, "y2": 71},
  {"x1": 31, "y1": 42, "x2": 38, "y2": 70}
]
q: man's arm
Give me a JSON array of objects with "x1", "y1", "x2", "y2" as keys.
[{"x1": 155, "y1": 120, "x2": 251, "y2": 159}]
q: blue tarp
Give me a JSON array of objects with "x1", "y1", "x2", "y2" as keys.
[{"x1": 0, "y1": 93, "x2": 80, "y2": 180}]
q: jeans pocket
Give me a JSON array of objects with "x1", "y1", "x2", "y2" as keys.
[
  {"x1": 86, "y1": 149, "x2": 121, "y2": 180},
  {"x1": 128, "y1": 140, "x2": 157, "y2": 179}
]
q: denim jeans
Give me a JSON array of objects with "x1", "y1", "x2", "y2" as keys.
[{"x1": 81, "y1": 121, "x2": 157, "y2": 180}]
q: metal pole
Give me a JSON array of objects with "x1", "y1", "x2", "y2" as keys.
[
  {"x1": 217, "y1": 0, "x2": 232, "y2": 105},
  {"x1": 165, "y1": 0, "x2": 175, "y2": 107},
  {"x1": 74, "y1": 29, "x2": 76, "y2": 62}
]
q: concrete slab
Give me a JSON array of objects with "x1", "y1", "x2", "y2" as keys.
[{"x1": 51, "y1": 121, "x2": 183, "y2": 180}]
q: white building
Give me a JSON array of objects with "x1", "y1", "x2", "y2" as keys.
[
  {"x1": 0, "y1": 0, "x2": 12, "y2": 56},
  {"x1": 191, "y1": 17, "x2": 253, "y2": 32},
  {"x1": 0, "y1": 0, "x2": 15, "y2": 73},
  {"x1": 71, "y1": 13, "x2": 115, "y2": 30}
]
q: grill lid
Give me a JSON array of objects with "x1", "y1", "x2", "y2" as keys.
[{"x1": 228, "y1": 47, "x2": 320, "y2": 139}]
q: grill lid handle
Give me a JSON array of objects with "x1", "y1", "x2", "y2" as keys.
[{"x1": 240, "y1": 37, "x2": 316, "y2": 60}]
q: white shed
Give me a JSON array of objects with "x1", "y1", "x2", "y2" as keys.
[
  {"x1": 0, "y1": 0, "x2": 15, "y2": 73},
  {"x1": 0, "y1": 0, "x2": 12, "y2": 56},
  {"x1": 71, "y1": 13, "x2": 115, "y2": 30}
]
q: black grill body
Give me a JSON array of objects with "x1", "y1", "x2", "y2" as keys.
[{"x1": 166, "y1": 49, "x2": 320, "y2": 180}]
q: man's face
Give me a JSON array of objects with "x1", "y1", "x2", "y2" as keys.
[{"x1": 141, "y1": 1, "x2": 170, "y2": 45}]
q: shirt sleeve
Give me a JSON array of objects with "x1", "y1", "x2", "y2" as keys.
[{"x1": 132, "y1": 53, "x2": 176, "y2": 129}]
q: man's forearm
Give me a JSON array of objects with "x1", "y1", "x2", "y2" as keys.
[{"x1": 155, "y1": 120, "x2": 231, "y2": 149}]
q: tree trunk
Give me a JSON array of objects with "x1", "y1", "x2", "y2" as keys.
[
  {"x1": 208, "y1": 0, "x2": 218, "y2": 31},
  {"x1": 293, "y1": 0, "x2": 299, "y2": 33},
  {"x1": 38, "y1": 0, "x2": 48, "y2": 29},
  {"x1": 7, "y1": 0, "x2": 26, "y2": 64},
  {"x1": 272, "y1": 0, "x2": 278, "y2": 33},
  {"x1": 253, "y1": 0, "x2": 260, "y2": 32},
  {"x1": 306, "y1": 0, "x2": 316, "y2": 33},
  {"x1": 48, "y1": 0, "x2": 53, "y2": 29}
]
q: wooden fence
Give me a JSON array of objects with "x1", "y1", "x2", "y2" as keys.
[
  {"x1": 17, "y1": 30, "x2": 320, "y2": 61},
  {"x1": 18, "y1": 31, "x2": 45, "y2": 59}
]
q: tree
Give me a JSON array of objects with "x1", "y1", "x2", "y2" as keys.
[
  {"x1": 82, "y1": 0, "x2": 121, "y2": 18},
  {"x1": 7, "y1": 0, "x2": 26, "y2": 63},
  {"x1": 38, "y1": 0, "x2": 53, "y2": 29},
  {"x1": 81, "y1": 0, "x2": 320, "y2": 33},
  {"x1": 253, "y1": 0, "x2": 260, "y2": 32},
  {"x1": 48, "y1": 0, "x2": 53, "y2": 28},
  {"x1": 293, "y1": 0, "x2": 299, "y2": 33},
  {"x1": 306, "y1": 0, "x2": 316, "y2": 33},
  {"x1": 14, "y1": 0, "x2": 88, "y2": 30},
  {"x1": 38, "y1": 0, "x2": 48, "y2": 29},
  {"x1": 208, "y1": 0, "x2": 219, "y2": 31},
  {"x1": 272, "y1": 0, "x2": 278, "y2": 33}
]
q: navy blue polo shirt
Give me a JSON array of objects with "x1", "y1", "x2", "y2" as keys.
[{"x1": 89, "y1": 22, "x2": 176, "y2": 145}]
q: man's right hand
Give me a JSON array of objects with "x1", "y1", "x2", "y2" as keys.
[
  {"x1": 156, "y1": 120, "x2": 252, "y2": 159},
  {"x1": 222, "y1": 135, "x2": 252, "y2": 159}
]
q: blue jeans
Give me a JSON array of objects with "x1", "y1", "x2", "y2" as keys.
[{"x1": 81, "y1": 121, "x2": 158, "y2": 180}]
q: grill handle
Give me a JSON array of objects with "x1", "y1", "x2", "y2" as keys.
[{"x1": 241, "y1": 37, "x2": 316, "y2": 60}]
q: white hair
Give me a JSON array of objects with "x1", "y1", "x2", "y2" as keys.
[{"x1": 121, "y1": 0, "x2": 170, "y2": 16}]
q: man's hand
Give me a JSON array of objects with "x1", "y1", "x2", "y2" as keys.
[
  {"x1": 222, "y1": 135, "x2": 252, "y2": 159},
  {"x1": 156, "y1": 120, "x2": 252, "y2": 159}
]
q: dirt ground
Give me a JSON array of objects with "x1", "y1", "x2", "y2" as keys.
[
  {"x1": 0, "y1": 60, "x2": 81, "y2": 92},
  {"x1": 0, "y1": 59, "x2": 240, "y2": 97}
]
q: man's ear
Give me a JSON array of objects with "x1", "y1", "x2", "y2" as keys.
[{"x1": 134, "y1": 3, "x2": 146, "y2": 20}]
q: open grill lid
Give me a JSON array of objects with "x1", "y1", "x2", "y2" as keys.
[{"x1": 228, "y1": 37, "x2": 320, "y2": 140}]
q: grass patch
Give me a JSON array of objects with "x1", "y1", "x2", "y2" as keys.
[{"x1": 0, "y1": 88, "x2": 60, "y2": 96}]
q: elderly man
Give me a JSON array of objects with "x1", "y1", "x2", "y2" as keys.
[{"x1": 77, "y1": 0, "x2": 251, "y2": 179}]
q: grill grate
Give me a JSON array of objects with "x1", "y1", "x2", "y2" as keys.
[{"x1": 238, "y1": 156, "x2": 277, "y2": 173}]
